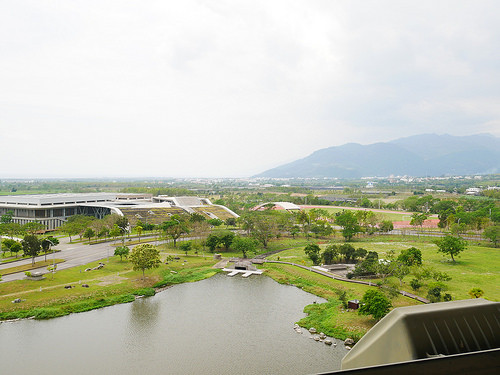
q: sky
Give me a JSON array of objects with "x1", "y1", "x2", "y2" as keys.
[{"x1": 1, "y1": 0, "x2": 499, "y2": 178}]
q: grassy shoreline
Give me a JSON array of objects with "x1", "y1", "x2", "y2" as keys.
[
  {"x1": 262, "y1": 262, "x2": 419, "y2": 341},
  {"x1": 0, "y1": 254, "x2": 219, "y2": 322}
]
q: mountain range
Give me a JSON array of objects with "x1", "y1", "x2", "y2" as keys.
[{"x1": 256, "y1": 134, "x2": 500, "y2": 178}]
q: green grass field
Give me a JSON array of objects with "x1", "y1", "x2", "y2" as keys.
[
  {"x1": 0, "y1": 253, "x2": 217, "y2": 319},
  {"x1": 267, "y1": 236, "x2": 500, "y2": 301}
]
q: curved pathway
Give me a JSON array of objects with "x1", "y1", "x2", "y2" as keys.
[{"x1": 262, "y1": 260, "x2": 430, "y2": 304}]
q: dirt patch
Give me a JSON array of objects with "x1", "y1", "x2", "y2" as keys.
[{"x1": 96, "y1": 275, "x2": 129, "y2": 286}]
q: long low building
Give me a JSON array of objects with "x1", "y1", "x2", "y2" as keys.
[{"x1": 0, "y1": 193, "x2": 238, "y2": 230}]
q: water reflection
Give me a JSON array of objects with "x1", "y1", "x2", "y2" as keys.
[{"x1": 0, "y1": 274, "x2": 347, "y2": 375}]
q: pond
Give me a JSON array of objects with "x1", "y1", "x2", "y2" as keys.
[{"x1": 0, "y1": 273, "x2": 347, "y2": 374}]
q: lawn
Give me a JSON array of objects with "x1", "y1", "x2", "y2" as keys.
[
  {"x1": 267, "y1": 236, "x2": 500, "y2": 302},
  {"x1": 262, "y1": 262, "x2": 419, "y2": 341},
  {"x1": 0, "y1": 253, "x2": 217, "y2": 319}
]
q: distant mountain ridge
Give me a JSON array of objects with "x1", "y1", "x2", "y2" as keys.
[{"x1": 256, "y1": 133, "x2": 500, "y2": 178}]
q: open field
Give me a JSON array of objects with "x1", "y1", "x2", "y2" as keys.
[
  {"x1": 267, "y1": 236, "x2": 500, "y2": 301},
  {"x1": 0, "y1": 253, "x2": 217, "y2": 320}
]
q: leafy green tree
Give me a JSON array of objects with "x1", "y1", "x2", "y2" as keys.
[
  {"x1": 206, "y1": 234, "x2": 220, "y2": 253},
  {"x1": 397, "y1": 247, "x2": 422, "y2": 266},
  {"x1": 21, "y1": 234, "x2": 41, "y2": 266},
  {"x1": 250, "y1": 214, "x2": 278, "y2": 248},
  {"x1": 1, "y1": 210, "x2": 14, "y2": 223},
  {"x1": 322, "y1": 244, "x2": 339, "y2": 264},
  {"x1": 410, "y1": 212, "x2": 428, "y2": 230},
  {"x1": 225, "y1": 217, "x2": 236, "y2": 226},
  {"x1": 114, "y1": 246, "x2": 130, "y2": 261},
  {"x1": 207, "y1": 218, "x2": 223, "y2": 227},
  {"x1": 379, "y1": 220, "x2": 394, "y2": 233},
  {"x1": 41, "y1": 236, "x2": 59, "y2": 261},
  {"x1": 339, "y1": 243, "x2": 356, "y2": 263},
  {"x1": 231, "y1": 236, "x2": 258, "y2": 258},
  {"x1": 161, "y1": 215, "x2": 190, "y2": 247},
  {"x1": 359, "y1": 289, "x2": 392, "y2": 320},
  {"x1": 483, "y1": 225, "x2": 500, "y2": 247},
  {"x1": 2, "y1": 238, "x2": 16, "y2": 256},
  {"x1": 392, "y1": 261, "x2": 410, "y2": 286},
  {"x1": 335, "y1": 211, "x2": 361, "y2": 241},
  {"x1": 179, "y1": 241, "x2": 193, "y2": 256},
  {"x1": 10, "y1": 241, "x2": 22, "y2": 258},
  {"x1": 434, "y1": 235, "x2": 467, "y2": 262},
  {"x1": 304, "y1": 243, "x2": 321, "y2": 265},
  {"x1": 354, "y1": 248, "x2": 367, "y2": 262},
  {"x1": 189, "y1": 213, "x2": 206, "y2": 223},
  {"x1": 84, "y1": 228, "x2": 95, "y2": 244},
  {"x1": 129, "y1": 244, "x2": 161, "y2": 279},
  {"x1": 410, "y1": 278, "x2": 422, "y2": 291},
  {"x1": 219, "y1": 231, "x2": 235, "y2": 250},
  {"x1": 135, "y1": 225, "x2": 143, "y2": 242},
  {"x1": 109, "y1": 225, "x2": 122, "y2": 243},
  {"x1": 23, "y1": 221, "x2": 45, "y2": 235}
]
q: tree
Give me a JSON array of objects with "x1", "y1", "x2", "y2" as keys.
[
  {"x1": 61, "y1": 215, "x2": 95, "y2": 241},
  {"x1": 21, "y1": 234, "x2": 41, "y2": 266},
  {"x1": 23, "y1": 221, "x2": 45, "y2": 235},
  {"x1": 397, "y1": 247, "x2": 422, "y2": 266},
  {"x1": 135, "y1": 225, "x2": 143, "y2": 242},
  {"x1": 109, "y1": 225, "x2": 122, "y2": 244},
  {"x1": 339, "y1": 244, "x2": 356, "y2": 263},
  {"x1": 250, "y1": 215, "x2": 278, "y2": 248},
  {"x1": 114, "y1": 246, "x2": 130, "y2": 261},
  {"x1": 410, "y1": 212, "x2": 428, "y2": 230},
  {"x1": 434, "y1": 235, "x2": 467, "y2": 262},
  {"x1": 189, "y1": 213, "x2": 206, "y2": 223},
  {"x1": 179, "y1": 241, "x2": 193, "y2": 256},
  {"x1": 115, "y1": 215, "x2": 129, "y2": 243},
  {"x1": 392, "y1": 261, "x2": 410, "y2": 286},
  {"x1": 483, "y1": 225, "x2": 500, "y2": 247},
  {"x1": 358, "y1": 289, "x2": 392, "y2": 320},
  {"x1": 84, "y1": 228, "x2": 95, "y2": 244},
  {"x1": 322, "y1": 244, "x2": 339, "y2": 264},
  {"x1": 335, "y1": 211, "x2": 361, "y2": 241},
  {"x1": 207, "y1": 218, "x2": 223, "y2": 227},
  {"x1": 1, "y1": 210, "x2": 14, "y2": 223},
  {"x1": 231, "y1": 236, "x2": 258, "y2": 258},
  {"x1": 304, "y1": 243, "x2": 321, "y2": 265},
  {"x1": 129, "y1": 243, "x2": 161, "y2": 279},
  {"x1": 2, "y1": 238, "x2": 17, "y2": 256},
  {"x1": 10, "y1": 241, "x2": 22, "y2": 258},
  {"x1": 219, "y1": 231, "x2": 235, "y2": 250},
  {"x1": 225, "y1": 217, "x2": 236, "y2": 226},
  {"x1": 41, "y1": 236, "x2": 59, "y2": 261},
  {"x1": 161, "y1": 215, "x2": 190, "y2": 247},
  {"x1": 379, "y1": 220, "x2": 394, "y2": 233},
  {"x1": 206, "y1": 234, "x2": 220, "y2": 253}
]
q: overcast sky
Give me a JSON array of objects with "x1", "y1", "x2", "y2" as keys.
[{"x1": 1, "y1": 0, "x2": 499, "y2": 178}]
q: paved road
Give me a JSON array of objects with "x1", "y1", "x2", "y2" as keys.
[
  {"x1": 0, "y1": 235, "x2": 183, "y2": 283},
  {"x1": 0, "y1": 237, "x2": 119, "y2": 283}
]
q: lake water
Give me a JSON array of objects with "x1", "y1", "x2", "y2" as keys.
[{"x1": 0, "y1": 273, "x2": 347, "y2": 374}]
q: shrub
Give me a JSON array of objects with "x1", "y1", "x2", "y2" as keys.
[
  {"x1": 359, "y1": 289, "x2": 392, "y2": 320},
  {"x1": 409, "y1": 278, "x2": 422, "y2": 291}
]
